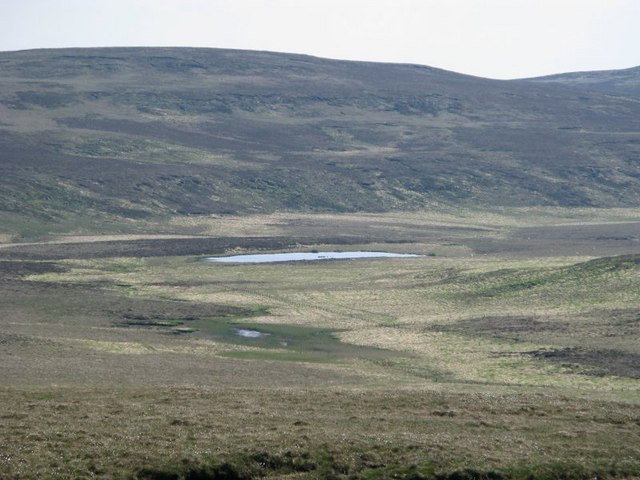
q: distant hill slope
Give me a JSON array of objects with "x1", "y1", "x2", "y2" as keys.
[
  {"x1": 525, "y1": 65, "x2": 640, "y2": 96},
  {"x1": 1, "y1": 48, "x2": 640, "y2": 234}
]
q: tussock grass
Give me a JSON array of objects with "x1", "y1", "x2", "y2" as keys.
[{"x1": 1, "y1": 387, "x2": 638, "y2": 479}]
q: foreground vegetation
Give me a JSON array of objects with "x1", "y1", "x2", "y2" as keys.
[
  {"x1": 1, "y1": 210, "x2": 639, "y2": 479},
  {"x1": 2, "y1": 387, "x2": 639, "y2": 480}
]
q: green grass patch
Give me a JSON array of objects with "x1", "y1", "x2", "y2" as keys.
[{"x1": 193, "y1": 318, "x2": 397, "y2": 363}]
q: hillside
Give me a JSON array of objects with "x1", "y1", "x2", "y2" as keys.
[
  {"x1": 526, "y1": 65, "x2": 640, "y2": 96},
  {"x1": 1, "y1": 47, "x2": 640, "y2": 235}
]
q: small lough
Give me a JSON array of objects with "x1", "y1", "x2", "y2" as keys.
[{"x1": 205, "y1": 251, "x2": 422, "y2": 264}]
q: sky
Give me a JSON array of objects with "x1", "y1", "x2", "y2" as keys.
[{"x1": 0, "y1": 0, "x2": 638, "y2": 79}]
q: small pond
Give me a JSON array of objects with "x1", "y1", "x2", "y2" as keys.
[{"x1": 205, "y1": 251, "x2": 422, "y2": 264}]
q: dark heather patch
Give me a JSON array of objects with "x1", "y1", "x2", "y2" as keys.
[
  {"x1": 430, "y1": 316, "x2": 568, "y2": 335},
  {"x1": 527, "y1": 348, "x2": 640, "y2": 379}
]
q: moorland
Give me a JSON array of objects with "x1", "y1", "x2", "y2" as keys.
[{"x1": 0, "y1": 48, "x2": 639, "y2": 479}]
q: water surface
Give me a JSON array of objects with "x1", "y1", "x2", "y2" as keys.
[
  {"x1": 205, "y1": 251, "x2": 421, "y2": 264},
  {"x1": 235, "y1": 328, "x2": 270, "y2": 338}
]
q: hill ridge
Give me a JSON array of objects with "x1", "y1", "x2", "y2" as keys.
[{"x1": 1, "y1": 47, "x2": 640, "y2": 236}]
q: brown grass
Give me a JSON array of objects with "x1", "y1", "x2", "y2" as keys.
[{"x1": 1, "y1": 386, "x2": 638, "y2": 479}]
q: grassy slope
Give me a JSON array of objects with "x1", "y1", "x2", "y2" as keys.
[
  {"x1": 1, "y1": 48, "x2": 640, "y2": 239},
  {"x1": 526, "y1": 65, "x2": 640, "y2": 96}
]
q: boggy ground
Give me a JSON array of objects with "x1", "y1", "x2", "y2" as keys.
[{"x1": 0, "y1": 210, "x2": 639, "y2": 479}]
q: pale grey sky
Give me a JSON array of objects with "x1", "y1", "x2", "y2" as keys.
[{"x1": 0, "y1": 0, "x2": 638, "y2": 79}]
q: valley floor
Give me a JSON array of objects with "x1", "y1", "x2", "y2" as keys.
[{"x1": 1, "y1": 209, "x2": 639, "y2": 479}]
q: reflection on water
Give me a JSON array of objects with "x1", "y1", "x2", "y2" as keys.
[
  {"x1": 205, "y1": 251, "x2": 422, "y2": 264},
  {"x1": 235, "y1": 328, "x2": 270, "y2": 338}
]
